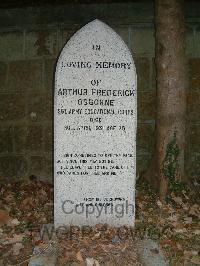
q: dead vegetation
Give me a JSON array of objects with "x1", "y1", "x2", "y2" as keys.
[{"x1": 0, "y1": 177, "x2": 199, "y2": 265}]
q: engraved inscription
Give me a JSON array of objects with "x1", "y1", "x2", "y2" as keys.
[{"x1": 54, "y1": 20, "x2": 137, "y2": 227}]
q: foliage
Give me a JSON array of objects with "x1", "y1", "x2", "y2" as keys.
[
  {"x1": 162, "y1": 131, "x2": 186, "y2": 193},
  {"x1": 146, "y1": 225, "x2": 161, "y2": 240},
  {"x1": 22, "y1": 236, "x2": 32, "y2": 245}
]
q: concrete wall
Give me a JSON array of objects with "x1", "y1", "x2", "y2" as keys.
[{"x1": 0, "y1": 3, "x2": 199, "y2": 181}]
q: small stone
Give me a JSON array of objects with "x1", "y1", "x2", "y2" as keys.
[{"x1": 112, "y1": 235, "x2": 121, "y2": 244}]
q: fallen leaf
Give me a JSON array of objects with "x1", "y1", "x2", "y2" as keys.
[
  {"x1": 4, "y1": 194, "x2": 14, "y2": 203},
  {"x1": 194, "y1": 229, "x2": 200, "y2": 235},
  {"x1": 76, "y1": 250, "x2": 84, "y2": 262},
  {"x1": 92, "y1": 232, "x2": 101, "y2": 240},
  {"x1": 182, "y1": 191, "x2": 189, "y2": 200},
  {"x1": 86, "y1": 257, "x2": 100, "y2": 266},
  {"x1": 0, "y1": 228, "x2": 3, "y2": 237},
  {"x1": 21, "y1": 197, "x2": 35, "y2": 210},
  {"x1": 177, "y1": 243, "x2": 182, "y2": 250},
  {"x1": 101, "y1": 243, "x2": 115, "y2": 252},
  {"x1": 174, "y1": 228, "x2": 187, "y2": 233},
  {"x1": 10, "y1": 218, "x2": 20, "y2": 226},
  {"x1": 191, "y1": 256, "x2": 200, "y2": 264},
  {"x1": 184, "y1": 250, "x2": 198, "y2": 257},
  {"x1": 13, "y1": 242, "x2": 24, "y2": 256},
  {"x1": 3, "y1": 234, "x2": 24, "y2": 245},
  {"x1": 172, "y1": 196, "x2": 183, "y2": 205},
  {"x1": 189, "y1": 205, "x2": 200, "y2": 218},
  {"x1": 157, "y1": 200, "x2": 162, "y2": 207},
  {"x1": 184, "y1": 216, "x2": 193, "y2": 224},
  {"x1": 64, "y1": 250, "x2": 76, "y2": 261},
  {"x1": 0, "y1": 209, "x2": 11, "y2": 226},
  {"x1": 168, "y1": 213, "x2": 179, "y2": 222}
]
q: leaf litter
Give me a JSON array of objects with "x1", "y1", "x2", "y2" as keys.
[{"x1": 0, "y1": 177, "x2": 199, "y2": 265}]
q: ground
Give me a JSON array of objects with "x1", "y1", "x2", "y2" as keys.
[{"x1": 0, "y1": 177, "x2": 199, "y2": 265}]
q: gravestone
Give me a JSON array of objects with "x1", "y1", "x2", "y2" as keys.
[{"x1": 54, "y1": 19, "x2": 137, "y2": 227}]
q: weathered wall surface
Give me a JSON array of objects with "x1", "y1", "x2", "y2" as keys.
[{"x1": 0, "y1": 3, "x2": 199, "y2": 181}]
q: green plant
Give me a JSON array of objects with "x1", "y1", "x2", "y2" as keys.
[
  {"x1": 162, "y1": 131, "x2": 185, "y2": 193},
  {"x1": 147, "y1": 225, "x2": 161, "y2": 240},
  {"x1": 14, "y1": 191, "x2": 22, "y2": 201},
  {"x1": 22, "y1": 236, "x2": 32, "y2": 245}
]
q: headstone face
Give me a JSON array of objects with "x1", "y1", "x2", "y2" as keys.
[{"x1": 54, "y1": 19, "x2": 137, "y2": 227}]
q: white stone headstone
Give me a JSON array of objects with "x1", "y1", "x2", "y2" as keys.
[{"x1": 54, "y1": 19, "x2": 137, "y2": 227}]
